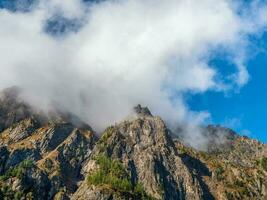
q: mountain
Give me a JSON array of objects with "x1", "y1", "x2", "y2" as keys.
[{"x1": 0, "y1": 88, "x2": 266, "y2": 200}]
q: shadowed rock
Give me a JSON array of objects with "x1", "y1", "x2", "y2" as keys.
[
  {"x1": 0, "y1": 89, "x2": 266, "y2": 200},
  {"x1": 134, "y1": 104, "x2": 152, "y2": 117}
]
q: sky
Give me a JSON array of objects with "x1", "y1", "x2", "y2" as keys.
[
  {"x1": 0, "y1": 0, "x2": 267, "y2": 146},
  {"x1": 187, "y1": 32, "x2": 267, "y2": 143}
]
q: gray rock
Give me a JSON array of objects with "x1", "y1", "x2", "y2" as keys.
[
  {"x1": 8, "y1": 118, "x2": 40, "y2": 142},
  {"x1": 0, "y1": 146, "x2": 9, "y2": 174},
  {"x1": 39, "y1": 123, "x2": 74, "y2": 153},
  {"x1": 5, "y1": 148, "x2": 41, "y2": 170},
  {"x1": 134, "y1": 104, "x2": 152, "y2": 117},
  {"x1": 74, "y1": 115, "x2": 204, "y2": 200},
  {"x1": 0, "y1": 87, "x2": 33, "y2": 132}
]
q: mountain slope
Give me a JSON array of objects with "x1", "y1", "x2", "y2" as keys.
[
  {"x1": 175, "y1": 135, "x2": 267, "y2": 199},
  {"x1": 0, "y1": 89, "x2": 266, "y2": 200},
  {"x1": 73, "y1": 112, "x2": 203, "y2": 200},
  {"x1": 0, "y1": 88, "x2": 96, "y2": 199}
]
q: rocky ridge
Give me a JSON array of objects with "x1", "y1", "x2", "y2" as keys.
[{"x1": 0, "y1": 88, "x2": 266, "y2": 200}]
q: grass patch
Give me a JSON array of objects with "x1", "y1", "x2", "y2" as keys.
[
  {"x1": 98, "y1": 127, "x2": 115, "y2": 143},
  {"x1": 0, "y1": 160, "x2": 35, "y2": 200},
  {"x1": 215, "y1": 166, "x2": 224, "y2": 181},
  {"x1": 87, "y1": 155, "x2": 151, "y2": 199},
  {"x1": 0, "y1": 184, "x2": 33, "y2": 200},
  {"x1": 0, "y1": 159, "x2": 34, "y2": 181},
  {"x1": 262, "y1": 157, "x2": 267, "y2": 172}
]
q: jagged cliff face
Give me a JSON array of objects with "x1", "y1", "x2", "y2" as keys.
[
  {"x1": 0, "y1": 88, "x2": 266, "y2": 200},
  {"x1": 0, "y1": 88, "x2": 97, "y2": 199},
  {"x1": 73, "y1": 112, "x2": 203, "y2": 200}
]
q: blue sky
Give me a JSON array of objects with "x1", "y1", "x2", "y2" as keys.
[
  {"x1": 0, "y1": 0, "x2": 267, "y2": 143},
  {"x1": 187, "y1": 32, "x2": 267, "y2": 143}
]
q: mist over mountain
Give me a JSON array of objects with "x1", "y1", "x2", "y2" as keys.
[
  {"x1": 1, "y1": 0, "x2": 267, "y2": 199},
  {"x1": 1, "y1": 0, "x2": 267, "y2": 133},
  {"x1": 0, "y1": 89, "x2": 266, "y2": 199}
]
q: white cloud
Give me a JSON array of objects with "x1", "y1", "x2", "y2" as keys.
[{"x1": 0, "y1": 0, "x2": 267, "y2": 131}]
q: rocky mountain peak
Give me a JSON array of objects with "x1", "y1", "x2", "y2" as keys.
[
  {"x1": 0, "y1": 87, "x2": 33, "y2": 132},
  {"x1": 134, "y1": 104, "x2": 152, "y2": 117},
  {"x1": 75, "y1": 114, "x2": 205, "y2": 200},
  {"x1": 0, "y1": 89, "x2": 266, "y2": 200},
  {"x1": 202, "y1": 125, "x2": 238, "y2": 153},
  {"x1": 0, "y1": 86, "x2": 21, "y2": 102}
]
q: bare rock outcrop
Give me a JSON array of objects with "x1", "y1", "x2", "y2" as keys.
[
  {"x1": 0, "y1": 96, "x2": 266, "y2": 200},
  {"x1": 73, "y1": 110, "x2": 204, "y2": 200}
]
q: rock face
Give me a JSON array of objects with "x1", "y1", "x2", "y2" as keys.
[
  {"x1": 0, "y1": 87, "x2": 33, "y2": 132},
  {"x1": 73, "y1": 114, "x2": 203, "y2": 200},
  {"x1": 0, "y1": 92, "x2": 266, "y2": 200},
  {"x1": 134, "y1": 104, "x2": 152, "y2": 117},
  {"x1": 175, "y1": 136, "x2": 267, "y2": 200},
  {"x1": 0, "y1": 88, "x2": 97, "y2": 199}
]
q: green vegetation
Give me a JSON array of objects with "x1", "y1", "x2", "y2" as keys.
[
  {"x1": 234, "y1": 179, "x2": 245, "y2": 187},
  {"x1": 98, "y1": 127, "x2": 115, "y2": 143},
  {"x1": 0, "y1": 159, "x2": 34, "y2": 181},
  {"x1": 0, "y1": 160, "x2": 35, "y2": 200},
  {"x1": 134, "y1": 182, "x2": 146, "y2": 195},
  {"x1": 225, "y1": 191, "x2": 235, "y2": 200},
  {"x1": 0, "y1": 185, "x2": 33, "y2": 200},
  {"x1": 87, "y1": 155, "x2": 151, "y2": 199},
  {"x1": 198, "y1": 151, "x2": 212, "y2": 160},
  {"x1": 87, "y1": 155, "x2": 132, "y2": 192},
  {"x1": 215, "y1": 166, "x2": 224, "y2": 181},
  {"x1": 97, "y1": 127, "x2": 115, "y2": 153},
  {"x1": 0, "y1": 185, "x2": 23, "y2": 200},
  {"x1": 261, "y1": 157, "x2": 267, "y2": 172}
]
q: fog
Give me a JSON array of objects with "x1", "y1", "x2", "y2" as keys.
[{"x1": 0, "y1": 0, "x2": 266, "y2": 145}]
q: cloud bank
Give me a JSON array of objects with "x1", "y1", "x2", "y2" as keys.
[{"x1": 0, "y1": 0, "x2": 267, "y2": 132}]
